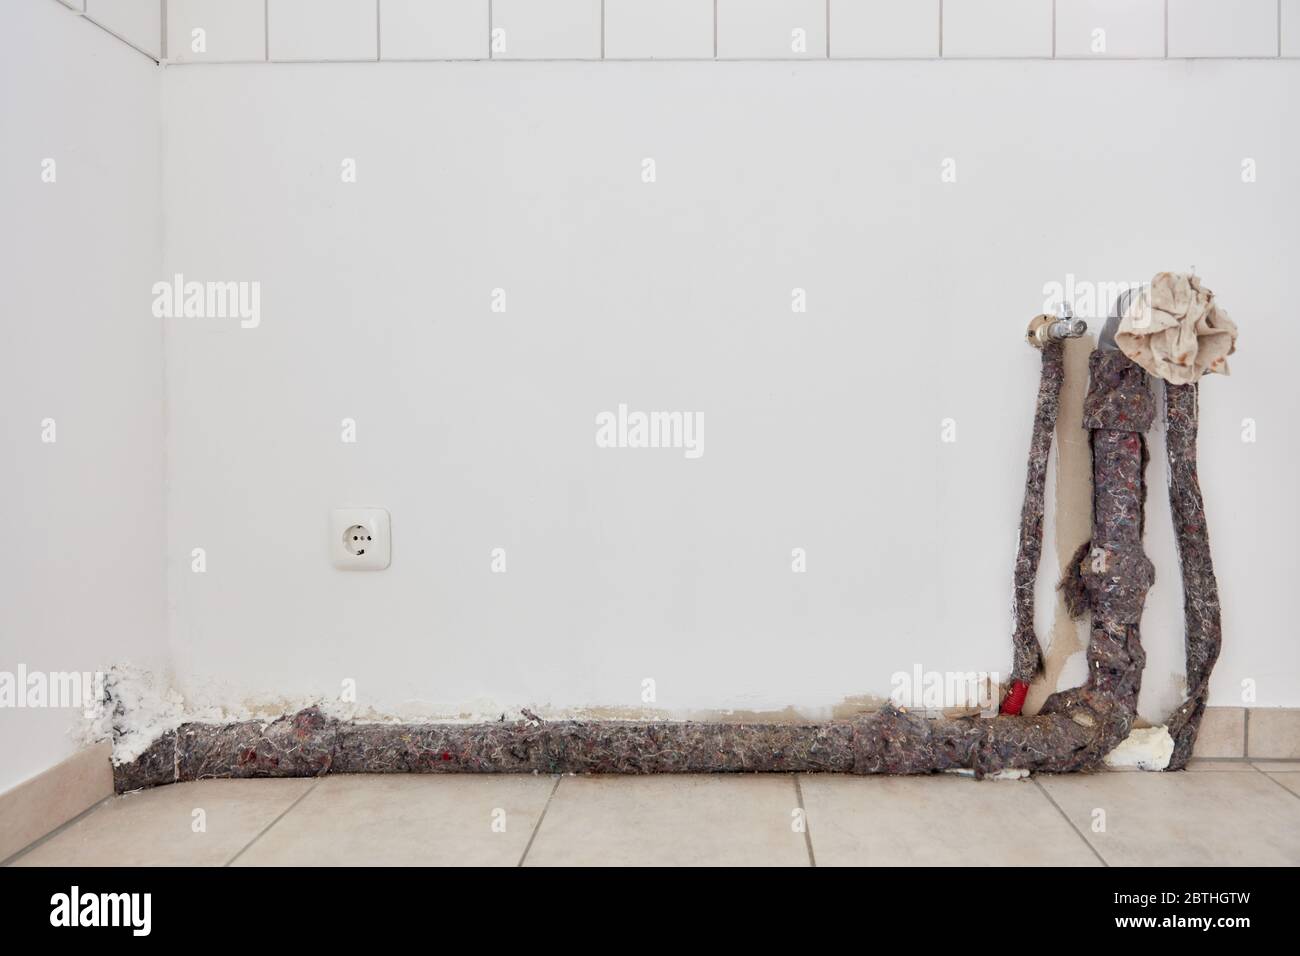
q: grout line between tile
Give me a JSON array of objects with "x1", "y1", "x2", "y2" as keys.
[
  {"x1": 1243, "y1": 706, "x2": 1250, "y2": 757},
  {"x1": 1032, "y1": 777, "x2": 1109, "y2": 867},
  {"x1": 792, "y1": 774, "x2": 816, "y2": 867},
  {"x1": 223, "y1": 778, "x2": 322, "y2": 867},
  {"x1": 516, "y1": 774, "x2": 561, "y2": 867},
  {"x1": 1259, "y1": 770, "x2": 1300, "y2": 802},
  {"x1": 1, "y1": 795, "x2": 114, "y2": 867}
]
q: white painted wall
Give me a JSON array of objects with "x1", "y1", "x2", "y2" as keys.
[
  {"x1": 0, "y1": 1, "x2": 166, "y2": 792},
  {"x1": 161, "y1": 59, "x2": 1300, "y2": 722}
]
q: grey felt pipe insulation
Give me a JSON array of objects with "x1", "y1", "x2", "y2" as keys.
[
  {"x1": 112, "y1": 313, "x2": 1223, "y2": 791},
  {"x1": 1096, "y1": 289, "x2": 1223, "y2": 769},
  {"x1": 1160, "y1": 381, "x2": 1222, "y2": 769},
  {"x1": 1009, "y1": 309, "x2": 1088, "y2": 686}
]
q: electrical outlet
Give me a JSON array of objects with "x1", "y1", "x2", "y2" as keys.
[{"x1": 330, "y1": 508, "x2": 391, "y2": 570}]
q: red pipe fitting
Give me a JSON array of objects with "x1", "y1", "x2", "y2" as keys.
[{"x1": 1000, "y1": 680, "x2": 1029, "y2": 716}]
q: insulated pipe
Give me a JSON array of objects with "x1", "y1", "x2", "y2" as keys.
[
  {"x1": 1005, "y1": 307, "x2": 1087, "y2": 714},
  {"x1": 1042, "y1": 348, "x2": 1155, "y2": 758},
  {"x1": 113, "y1": 313, "x2": 1166, "y2": 791},
  {"x1": 1162, "y1": 383, "x2": 1223, "y2": 769},
  {"x1": 1101, "y1": 282, "x2": 1225, "y2": 768}
]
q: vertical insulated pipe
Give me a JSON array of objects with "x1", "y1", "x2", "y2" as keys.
[
  {"x1": 1162, "y1": 383, "x2": 1223, "y2": 769},
  {"x1": 1004, "y1": 310, "x2": 1085, "y2": 713},
  {"x1": 1008, "y1": 336, "x2": 1065, "y2": 689},
  {"x1": 1043, "y1": 350, "x2": 1156, "y2": 761}
]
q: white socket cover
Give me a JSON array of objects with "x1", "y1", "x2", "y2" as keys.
[{"x1": 331, "y1": 508, "x2": 391, "y2": 570}]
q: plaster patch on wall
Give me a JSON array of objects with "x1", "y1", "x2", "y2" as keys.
[
  {"x1": 84, "y1": 663, "x2": 186, "y2": 765},
  {"x1": 1104, "y1": 725, "x2": 1175, "y2": 771},
  {"x1": 1057, "y1": 649, "x2": 1089, "y2": 690}
]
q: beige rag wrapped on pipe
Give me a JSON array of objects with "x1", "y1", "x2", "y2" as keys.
[{"x1": 1116, "y1": 272, "x2": 1238, "y2": 385}]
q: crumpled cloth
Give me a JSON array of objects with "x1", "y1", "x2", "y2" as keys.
[{"x1": 1115, "y1": 273, "x2": 1238, "y2": 384}]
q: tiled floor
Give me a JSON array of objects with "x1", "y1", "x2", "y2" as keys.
[{"x1": 8, "y1": 761, "x2": 1300, "y2": 866}]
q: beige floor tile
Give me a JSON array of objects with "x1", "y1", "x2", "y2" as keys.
[
  {"x1": 1192, "y1": 708, "x2": 1246, "y2": 758},
  {"x1": 10, "y1": 779, "x2": 315, "y2": 867},
  {"x1": 1038, "y1": 770, "x2": 1300, "y2": 865},
  {"x1": 1184, "y1": 759, "x2": 1256, "y2": 772},
  {"x1": 1267, "y1": 774, "x2": 1300, "y2": 799},
  {"x1": 1252, "y1": 761, "x2": 1300, "y2": 772},
  {"x1": 232, "y1": 774, "x2": 554, "y2": 866},
  {"x1": 801, "y1": 774, "x2": 1100, "y2": 866},
  {"x1": 523, "y1": 774, "x2": 808, "y2": 866}
]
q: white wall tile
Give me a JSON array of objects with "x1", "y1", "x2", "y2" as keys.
[
  {"x1": 830, "y1": 0, "x2": 939, "y2": 58},
  {"x1": 168, "y1": 0, "x2": 266, "y2": 63},
  {"x1": 269, "y1": 0, "x2": 378, "y2": 62},
  {"x1": 1168, "y1": 0, "x2": 1278, "y2": 58},
  {"x1": 380, "y1": 0, "x2": 487, "y2": 60},
  {"x1": 1055, "y1": 0, "x2": 1164, "y2": 58},
  {"x1": 1280, "y1": 0, "x2": 1300, "y2": 57},
  {"x1": 717, "y1": 0, "x2": 827, "y2": 59},
  {"x1": 942, "y1": 0, "x2": 1052, "y2": 58},
  {"x1": 85, "y1": 0, "x2": 162, "y2": 58},
  {"x1": 491, "y1": 0, "x2": 602, "y2": 60},
  {"x1": 605, "y1": 0, "x2": 714, "y2": 60}
]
